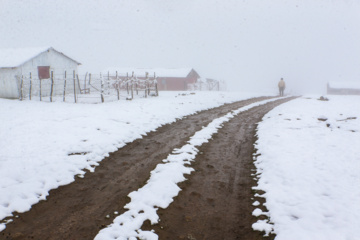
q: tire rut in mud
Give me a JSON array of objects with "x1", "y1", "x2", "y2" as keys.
[
  {"x1": 145, "y1": 97, "x2": 296, "y2": 240},
  {"x1": 1, "y1": 96, "x2": 274, "y2": 240}
]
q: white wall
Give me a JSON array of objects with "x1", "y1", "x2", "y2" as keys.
[
  {"x1": 0, "y1": 48, "x2": 79, "y2": 99},
  {"x1": 0, "y1": 68, "x2": 21, "y2": 98}
]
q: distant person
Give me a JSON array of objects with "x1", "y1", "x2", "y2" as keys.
[{"x1": 278, "y1": 78, "x2": 286, "y2": 96}]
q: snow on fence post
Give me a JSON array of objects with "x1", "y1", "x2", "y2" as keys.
[
  {"x1": 50, "y1": 71, "x2": 54, "y2": 102},
  {"x1": 131, "y1": 72, "x2": 134, "y2": 99},
  {"x1": 154, "y1": 72, "x2": 158, "y2": 97},
  {"x1": 126, "y1": 73, "x2": 129, "y2": 95},
  {"x1": 29, "y1": 72, "x2": 32, "y2": 100},
  {"x1": 84, "y1": 72, "x2": 87, "y2": 91},
  {"x1": 144, "y1": 72, "x2": 148, "y2": 98},
  {"x1": 116, "y1": 71, "x2": 120, "y2": 100},
  {"x1": 73, "y1": 70, "x2": 77, "y2": 103},
  {"x1": 107, "y1": 71, "x2": 110, "y2": 95},
  {"x1": 39, "y1": 78, "x2": 42, "y2": 101},
  {"x1": 63, "y1": 71, "x2": 67, "y2": 102},
  {"x1": 135, "y1": 80, "x2": 138, "y2": 96},
  {"x1": 19, "y1": 75, "x2": 24, "y2": 101},
  {"x1": 100, "y1": 73, "x2": 104, "y2": 103}
]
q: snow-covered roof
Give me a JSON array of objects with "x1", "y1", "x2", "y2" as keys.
[
  {"x1": 328, "y1": 81, "x2": 360, "y2": 89},
  {"x1": 0, "y1": 47, "x2": 80, "y2": 68},
  {"x1": 104, "y1": 68, "x2": 198, "y2": 78}
]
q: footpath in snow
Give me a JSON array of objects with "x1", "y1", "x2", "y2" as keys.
[
  {"x1": 252, "y1": 95, "x2": 360, "y2": 240},
  {"x1": 0, "y1": 91, "x2": 268, "y2": 231}
]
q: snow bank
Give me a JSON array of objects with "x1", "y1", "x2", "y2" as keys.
[{"x1": 253, "y1": 95, "x2": 360, "y2": 240}]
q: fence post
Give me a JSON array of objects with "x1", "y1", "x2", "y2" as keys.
[
  {"x1": 107, "y1": 71, "x2": 110, "y2": 95},
  {"x1": 39, "y1": 78, "x2": 42, "y2": 101},
  {"x1": 63, "y1": 71, "x2": 67, "y2": 102},
  {"x1": 155, "y1": 73, "x2": 158, "y2": 96},
  {"x1": 144, "y1": 72, "x2": 148, "y2": 98},
  {"x1": 131, "y1": 72, "x2": 134, "y2": 99},
  {"x1": 20, "y1": 75, "x2": 24, "y2": 101},
  {"x1": 84, "y1": 72, "x2": 87, "y2": 91},
  {"x1": 29, "y1": 72, "x2": 32, "y2": 100},
  {"x1": 50, "y1": 71, "x2": 54, "y2": 102},
  {"x1": 73, "y1": 70, "x2": 77, "y2": 103},
  {"x1": 126, "y1": 73, "x2": 129, "y2": 95},
  {"x1": 100, "y1": 73, "x2": 104, "y2": 103},
  {"x1": 116, "y1": 71, "x2": 119, "y2": 100}
]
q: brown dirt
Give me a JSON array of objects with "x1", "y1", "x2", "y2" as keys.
[{"x1": 1, "y1": 96, "x2": 295, "y2": 240}]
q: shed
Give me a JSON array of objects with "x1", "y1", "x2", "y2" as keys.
[
  {"x1": 0, "y1": 47, "x2": 81, "y2": 99},
  {"x1": 106, "y1": 68, "x2": 201, "y2": 91},
  {"x1": 327, "y1": 82, "x2": 360, "y2": 95}
]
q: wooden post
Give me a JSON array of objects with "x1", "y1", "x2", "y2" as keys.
[
  {"x1": 100, "y1": 73, "x2": 104, "y2": 103},
  {"x1": 147, "y1": 72, "x2": 150, "y2": 95},
  {"x1": 131, "y1": 72, "x2": 134, "y2": 100},
  {"x1": 126, "y1": 73, "x2": 129, "y2": 94},
  {"x1": 144, "y1": 72, "x2": 148, "y2": 98},
  {"x1": 39, "y1": 78, "x2": 42, "y2": 101},
  {"x1": 73, "y1": 70, "x2": 77, "y2": 103},
  {"x1": 50, "y1": 71, "x2": 54, "y2": 102},
  {"x1": 107, "y1": 71, "x2": 110, "y2": 95},
  {"x1": 155, "y1": 73, "x2": 158, "y2": 96},
  {"x1": 116, "y1": 71, "x2": 119, "y2": 100},
  {"x1": 84, "y1": 72, "x2": 87, "y2": 91},
  {"x1": 29, "y1": 72, "x2": 32, "y2": 100},
  {"x1": 63, "y1": 71, "x2": 67, "y2": 102},
  {"x1": 20, "y1": 75, "x2": 24, "y2": 101}
]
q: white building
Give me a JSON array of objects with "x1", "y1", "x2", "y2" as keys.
[
  {"x1": 0, "y1": 47, "x2": 80, "y2": 99},
  {"x1": 327, "y1": 81, "x2": 360, "y2": 95}
]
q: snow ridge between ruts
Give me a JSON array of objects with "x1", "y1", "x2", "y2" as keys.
[{"x1": 94, "y1": 97, "x2": 283, "y2": 240}]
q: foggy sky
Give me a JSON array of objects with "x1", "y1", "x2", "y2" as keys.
[{"x1": 1, "y1": 0, "x2": 360, "y2": 94}]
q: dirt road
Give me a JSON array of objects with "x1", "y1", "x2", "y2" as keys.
[{"x1": 1, "y1": 96, "x2": 295, "y2": 240}]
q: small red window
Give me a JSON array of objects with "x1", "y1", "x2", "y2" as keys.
[{"x1": 38, "y1": 66, "x2": 50, "y2": 79}]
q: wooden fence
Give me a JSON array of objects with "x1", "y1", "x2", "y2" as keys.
[{"x1": 18, "y1": 71, "x2": 159, "y2": 103}]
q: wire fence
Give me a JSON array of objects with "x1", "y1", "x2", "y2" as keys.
[{"x1": 17, "y1": 71, "x2": 159, "y2": 103}]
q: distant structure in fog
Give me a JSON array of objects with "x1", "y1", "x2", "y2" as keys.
[
  {"x1": 104, "y1": 68, "x2": 199, "y2": 91},
  {"x1": 104, "y1": 68, "x2": 225, "y2": 91},
  {"x1": 327, "y1": 82, "x2": 360, "y2": 95}
]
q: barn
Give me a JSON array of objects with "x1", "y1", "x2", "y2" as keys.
[
  {"x1": 327, "y1": 82, "x2": 360, "y2": 95},
  {"x1": 0, "y1": 47, "x2": 81, "y2": 99},
  {"x1": 106, "y1": 68, "x2": 201, "y2": 91}
]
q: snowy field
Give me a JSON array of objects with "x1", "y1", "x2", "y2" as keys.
[
  {"x1": 1, "y1": 92, "x2": 359, "y2": 240},
  {"x1": 253, "y1": 95, "x2": 360, "y2": 240},
  {"x1": 0, "y1": 91, "x2": 267, "y2": 231}
]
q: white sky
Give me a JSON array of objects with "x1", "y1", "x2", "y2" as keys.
[{"x1": 1, "y1": 0, "x2": 360, "y2": 94}]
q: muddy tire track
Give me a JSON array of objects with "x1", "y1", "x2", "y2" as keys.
[
  {"x1": 1, "y1": 96, "x2": 275, "y2": 240},
  {"x1": 148, "y1": 97, "x2": 296, "y2": 240}
]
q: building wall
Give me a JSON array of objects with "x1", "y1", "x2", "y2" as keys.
[
  {"x1": 327, "y1": 87, "x2": 360, "y2": 95},
  {"x1": 157, "y1": 76, "x2": 197, "y2": 91},
  {"x1": 0, "y1": 68, "x2": 21, "y2": 98},
  {"x1": 0, "y1": 49, "x2": 79, "y2": 99}
]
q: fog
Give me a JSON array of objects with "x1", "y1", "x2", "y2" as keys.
[{"x1": 1, "y1": 0, "x2": 360, "y2": 94}]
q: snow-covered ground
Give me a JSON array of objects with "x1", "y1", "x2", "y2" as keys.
[
  {"x1": 1, "y1": 92, "x2": 359, "y2": 240},
  {"x1": 253, "y1": 95, "x2": 360, "y2": 240},
  {"x1": 0, "y1": 91, "x2": 267, "y2": 231}
]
